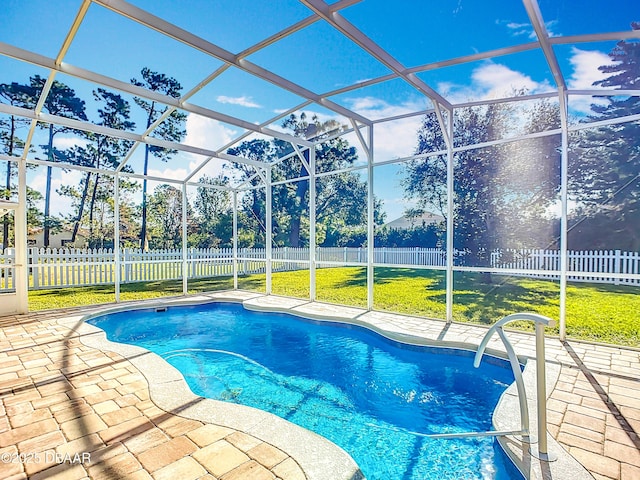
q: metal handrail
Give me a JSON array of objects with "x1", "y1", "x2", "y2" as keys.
[{"x1": 474, "y1": 312, "x2": 557, "y2": 460}]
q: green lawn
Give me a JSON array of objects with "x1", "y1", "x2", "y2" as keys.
[{"x1": 27, "y1": 267, "x2": 639, "y2": 347}]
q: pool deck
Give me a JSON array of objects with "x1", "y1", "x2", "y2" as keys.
[{"x1": 0, "y1": 290, "x2": 638, "y2": 480}]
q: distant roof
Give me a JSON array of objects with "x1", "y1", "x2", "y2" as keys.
[{"x1": 383, "y1": 212, "x2": 444, "y2": 230}]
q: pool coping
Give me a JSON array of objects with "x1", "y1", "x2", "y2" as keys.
[
  {"x1": 60, "y1": 290, "x2": 594, "y2": 480},
  {"x1": 240, "y1": 293, "x2": 594, "y2": 480},
  {"x1": 59, "y1": 293, "x2": 364, "y2": 480}
]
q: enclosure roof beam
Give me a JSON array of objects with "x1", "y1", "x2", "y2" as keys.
[
  {"x1": 0, "y1": 42, "x2": 314, "y2": 150},
  {"x1": 523, "y1": 0, "x2": 566, "y2": 90},
  {"x1": 116, "y1": 107, "x2": 176, "y2": 174},
  {"x1": 236, "y1": 0, "x2": 362, "y2": 59},
  {"x1": 370, "y1": 108, "x2": 435, "y2": 124},
  {"x1": 350, "y1": 119, "x2": 370, "y2": 159},
  {"x1": 214, "y1": 100, "x2": 315, "y2": 161},
  {"x1": 185, "y1": 96, "x2": 315, "y2": 184},
  {"x1": 0, "y1": 103, "x2": 265, "y2": 170},
  {"x1": 185, "y1": 179, "x2": 237, "y2": 192},
  {"x1": 291, "y1": 144, "x2": 311, "y2": 174},
  {"x1": 405, "y1": 42, "x2": 540, "y2": 76},
  {"x1": 92, "y1": 0, "x2": 372, "y2": 126},
  {"x1": 568, "y1": 89, "x2": 640, "y2": 97},
  {"x1": 19, "y1": 154, "x2": 234, "y2": 191},
  {"x1": 234, "y1": 172, "x2": 262, "y2": 190},
  {"x1": 550, "y1": 29, "x2": 640, "y2": 45},
  {"x1": 300, "y1": 0, "x2": 452, "y2": 111},
  {"x1": 316, "y1": 27, "x2": 640, "y2": 112},
  {"x1": 20, "y1": 0, "x2": 91, "y2": 160},
  {"x1": 122, "y1": 0, "x2": 360, "y2": 177},
  {"x1": 455, "y1": 91, "x2": 558, "y2": 109},
  {"x1": 568, "y1": 112, "x2": 640, "y2": 132},
  {"x1": 117, "y1": 63, "x2": 233, "y2": 174}
]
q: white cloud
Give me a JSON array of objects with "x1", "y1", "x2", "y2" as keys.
[
  {"x1": 348, "y1": 97, "x2": 390, "y2": 115},
  {"x1": 126, "y1": 114, "x2": 240, "y2": 183},
  {"x1": 439, "y1": 61, "x2": 553, "y2": 103},
  {"x1": 567, "y1": 48, "x2": 614, "y2": 89},
  {"x1": 433, "y1": 49, "x2": 616, "y2": 115},
  {"x1": 146, "y1": 155, "x2": 231, "y2": 184},
  {"x1": 147, "y1": 166, "x2": 189, "y2": 182},
  {"x1": 566, "y1": 47, "x2": 617, "y2": 115},
  {"x1": 53, "y1": 136, "x2": 90, "y2": 150},
  {"x1": 373, "y1": 117, "x2": 421, "y2": 160},
  {"x1": 185, "y1": 114, "x2": 240, "y2": 178},
  {"x1": 343, "y1": 97, "x2": 426, "y2": 161},
  {"x1": 28, "y1": 172, "x2": 47, "y2": 193},
  {"x1": 504, "y1": 21, "x2": 533, "y2": 38},
  {"x1": 473, "y1": 63, "x2": 539, "y2": 91},
  {"x1": 29, "y1": 168, "x2": 86, "y2": 216},
  {"x1": 500, "y1": 19, "x2": 560, "y2": 39},
  {"x1": 216, "y1": 95, "x2": 261, "y2": 108},
  {"x1": 184, "y1": 113, "x2": 238, "y2": 151}
]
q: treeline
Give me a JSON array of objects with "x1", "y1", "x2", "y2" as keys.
[
  {"x1": 405, "y1": 23, "x2": 640, "y2": 259},
  {"x1": 1, "y1": 22, "x2": 638, "y2": 254},
  {"x1": 0, "y1": 68, "x2": 186, "y2": 250},
  {"x1": 0, "y1": 69, "x2": 383, "y2": 250}
]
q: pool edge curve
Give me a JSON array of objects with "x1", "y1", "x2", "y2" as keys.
[{"x1": 57, "y1": 290, "x2": 593, "y2": 480}]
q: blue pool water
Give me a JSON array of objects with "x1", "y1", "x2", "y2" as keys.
[{"x1": 88, "y1": 302, "x2": 524, "y2": 480}]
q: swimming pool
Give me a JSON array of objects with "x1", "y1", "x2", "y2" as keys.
[{"x1": 88, "y1": 302, "x2": 524, "y2": 480}]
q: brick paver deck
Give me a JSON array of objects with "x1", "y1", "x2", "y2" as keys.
[
  {"x1": 546, "y1": 345, "x2": 640, "y2": 480},
  {"x1": 0, "y1": 295, "x2": 638, "y2": 479},
  {"x1": 0, "y1": 306, "x2": 306, "y2": 480}
]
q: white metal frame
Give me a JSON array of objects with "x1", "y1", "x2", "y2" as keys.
[{"x1": 0, "y1": 0, "x2": 636, "y2": 334}]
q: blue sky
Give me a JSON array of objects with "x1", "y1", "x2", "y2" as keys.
[{"x1": 0, "y1": 0, "x2": 636, "y2": 221}]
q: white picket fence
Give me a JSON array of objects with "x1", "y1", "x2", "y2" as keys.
[
  {"x1": 0, "y1": 247, "x2": 638, "y2": 292},
  {"x1": 491, "y1": 248, "x2": 640, "y2": 285}
]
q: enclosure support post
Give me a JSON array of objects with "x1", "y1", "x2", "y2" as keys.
[
  {"x1": 530, "y1": 321, "x2": 557, "y2": 461},
  {"x1": 232, "y1": 191, "x2": 238, "y2": 290},
  {"x1": 309, "y1": 146, "x2": 317, "y2": 301},
  {"x1": 181, "y1": 183, "x2": 188, "y2": 295},
  {"x1": 558, "y1": 88, "x2": 569, "y2": 341},
  {"x1": 445, "y1": 106, "x2": 454, "y2": 322},
  {"x1": 15, "y1": 158, "x2": 28, "y2": 314},
  {"x1": 114, "y1": 173, "x2": 121, "y2": 302},
  {"x1": 266, "y1": 166, "x2": 272, "y2": 295},
  {"x1": 367, "y1": 124, "x2": 374, "y2": 310}
]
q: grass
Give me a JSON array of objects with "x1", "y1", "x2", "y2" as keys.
[
  {"x1": 27, "y1": 267, "x2": 639, "y2": 347},
  {"x1": 28, "y1": 276, "x2": 235, "y2": 310}
]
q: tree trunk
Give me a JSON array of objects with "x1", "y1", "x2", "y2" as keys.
[
  {"x1": 139, "y1": 109, "x2": 154, "y2": 252},
  {"x1": 88, "y1": 173, "x2": 100, "y2": 241},
  {"x1": 71, "y1": 172, "x2": 91, "y2": 244},
  {"x1": 2, "y1": 116, "x2": 15, "y2": 248},
  {"x1": 43, "y1": 124, "x2": 55, "y2": 247},
  {"x1": 44, "y1": 165, "x2": 52, "y2": 247},
  {"x1": 140, "y1": 174, "x2": 149, "y2": 251},
  {"x1": 288, "y1": 151, "x2": 310, "y2": 247},
  {"x1": 288, "y1": 179, "x2": 308, "y2": 247}
]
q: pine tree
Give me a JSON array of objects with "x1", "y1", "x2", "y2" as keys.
[
  {"x1": 569, "y1": 22, "x2": 640, "y2": 250},
  {"x1": 130, "y1": 68, "x2": 186, "y2": 250},
  {"x1": 0, "y1": 82, "x2": 34, "y2": 247},
  {"x1": 30, "y1": 75, "x2": 87, "y2": 247}
]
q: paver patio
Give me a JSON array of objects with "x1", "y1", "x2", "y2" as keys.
[
  {"x1": 0, "y1": 302, "x2": 306, "y2": 480},
  {"x1": 0, "y1": 292, "x2": 638, "y2": 479}
]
